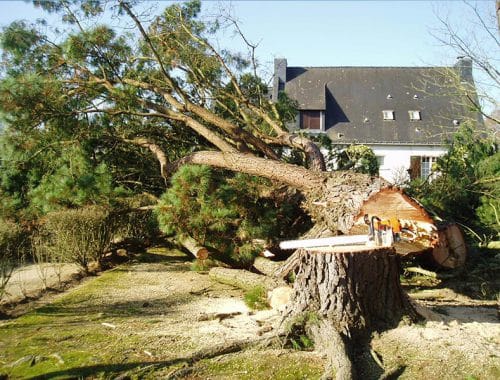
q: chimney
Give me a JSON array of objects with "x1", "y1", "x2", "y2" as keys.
[
  {"x1": 272, "y1": 58, "x2": 287, "y2": 102},
  {"x1": 454, "y1": 56, "x2": 473, "y2": 83}
]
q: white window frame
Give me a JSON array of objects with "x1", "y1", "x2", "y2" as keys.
[
  {"x1": 408, "y1": 110, "x2": 421, "y2": 121},
  {"x1": 382, "y1": 110, "x2": 395, "y2": 120},
  {"x1": 376, "y1": 155, "x2": 385, "y2": 167},
  {"x1": 421, "y1": 156, "x2": 438, "y2": 180}
]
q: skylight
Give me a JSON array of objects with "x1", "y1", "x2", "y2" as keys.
[
  {"x1": 409, "y1": 110, "x2": 421, "y2": 121},
  {"x1": 382, "y1": 110, "x2": 395, "y2": 120}
]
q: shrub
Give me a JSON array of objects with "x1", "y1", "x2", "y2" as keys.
[
  {"x1": 38, "y1": 206, "x2": 115, "y2": 272},
  {"x1": 111, "y1": 195, "x2": 160, "y2": 246},
  {"x1": 335, "y1": 144, "x2": 379, "y2": 175},
  {"x1": 0, "y1": 219, "x2": 25, "y2": 299},
  {"x1": 406, "y1": 123, "x2": 497, "y2": 240},
  {"x1": 156, "y1": 165, "x2": 309, "y2": 267}
]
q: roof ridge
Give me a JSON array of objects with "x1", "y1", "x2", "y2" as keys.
[{"x1": 287, "y1": 66, "x2": 451, "y2": 69}]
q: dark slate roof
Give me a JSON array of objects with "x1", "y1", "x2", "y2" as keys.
[{"x1": 284, "y1": 66, "x2": 478, "y2": 145}]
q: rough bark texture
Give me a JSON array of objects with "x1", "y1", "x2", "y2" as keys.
[
  {"x1": 283, "y1": 247, "x2": 419, "y2": 380},
  {"x1": 302, "y1": 172, "x2": 389, "y2": 234}
]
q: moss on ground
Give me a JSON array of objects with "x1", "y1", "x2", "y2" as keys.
[
  {"x1": 156, "y1": 349, "x2": 325, "y2": 380},
  {"x1": 1, "y1": 246, "x2": 498, "y2": 379},
  {"x1": 0, "y1": 247, "x2": 324, "y2": 380}
]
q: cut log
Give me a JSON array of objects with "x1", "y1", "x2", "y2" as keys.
[
  {"x1": 208, "y1": 267, "x2": 285, "y2": 291},
  {"x1": 252, "y1": 256, "x2": 283, "y2": 277},
  {"x1": 178, "y1": 234, "x2": 209, "y2": 260},
  {"x1": 282, "y1": 246, "x2": 419, "y2": 380},
  {"x1": 431, "y1": 223, "x2": 467, "y2": 269},
  {"x1": 350, "y1": 187, "x2": 437, "y2": 248},
  {"x1": 323, "y1": 186, "x2": 467, "y2": 268}
]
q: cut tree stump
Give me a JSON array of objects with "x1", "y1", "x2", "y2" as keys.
[
  {"x1": 431, "y1": 223, "x2": 467, "y2": 269},
  {"x1": 282, "y1": 246, "x2": 419, "y2": 380}
]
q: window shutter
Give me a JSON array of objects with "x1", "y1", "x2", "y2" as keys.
[
  {"x1": 300, "y1": 111, "x2": 321, "y2": 130},
  {"x1": 409, "y1": 156, "x2": 421, "y2": 180}
]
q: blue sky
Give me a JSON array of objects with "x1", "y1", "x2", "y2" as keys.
[
  {"x1": 0, "y1": 1, "x2": 494, "y2": 67},
  {"x1": 0, "y1": 0, "x2": 497, "y2": 102}
]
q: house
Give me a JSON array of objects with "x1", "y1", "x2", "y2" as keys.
[{"x1": 272, "y1": 57, "x2": 481, "y2": 183}]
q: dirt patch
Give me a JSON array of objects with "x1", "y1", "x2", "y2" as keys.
[
  {"x1": 0, "y1": 247, "x2": 498, "y2": 379},
  {"x1": 1, "y1": 263, "x2": 83, "y2": 317}
]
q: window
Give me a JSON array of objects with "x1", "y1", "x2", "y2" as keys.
[
  {"x1": 408, "y1": 110, "x2": 421, "y2": 121},
  {"x1": 376, "y1": 156, "x2": 385, "y2": 166},
  {"x1": 382, "y1": 110, "x2": 395, "y2": 120},
  {"x1": 409, "y1": 156, "x2": 438, "y2": 180},
  {"x1": 300, "y1": 110, "x2": 322, "y2": 130}
]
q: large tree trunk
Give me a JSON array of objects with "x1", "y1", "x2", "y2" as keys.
[
  {"x1": 168, "y1": 151, "x2": 456, "y2": 378},
  {"x1": 283, "y1": 246, "x2": 419, "y2": 380}
]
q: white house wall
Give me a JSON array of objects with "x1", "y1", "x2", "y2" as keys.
[{"x1": 369, "y1": 144, "x2": 447, "y2": 184}]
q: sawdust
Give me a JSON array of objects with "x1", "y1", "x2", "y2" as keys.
[{"x1": 1, "y1": 249, "x2": 498, "y2": 378}]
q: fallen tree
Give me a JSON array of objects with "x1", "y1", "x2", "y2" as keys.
[{"x1": 0, "y1": 2, "x2": 469, "y2": 378}]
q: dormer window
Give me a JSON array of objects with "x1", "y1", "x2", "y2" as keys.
[
  {"x1": 300, "y1": 110, "x2": 323, "y2": 131},
  {"x1": 408, "y1": 110, "x2": 421, "y2": 121},
  {"x1": 382, "y1": 110, "x2": 395, "y2": 120}
]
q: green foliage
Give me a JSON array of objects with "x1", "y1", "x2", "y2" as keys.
[
  {"x1": 407, "y1": 123, "x2": 498, "y2": 239},
  {"x1": 28, "y1": 145, "x2": 124, "y2": 214},
  {"x1": 335, "y1": 144, "x2": 379, "y2": 175},
  {"x1": 112, "y1": 195, "x2": 160, "y2": 245},
  {"x1": 475, "y1": 152, "x2": 500, "y2": 236},
  {"x1": 243, "y1": 286, "x2": 269, "y2": 310},
  {"x1": 156, "y1": 165, "x2": 309, "y2": 266},
  {"x1": 37, "y1": 206, "x2": 116, "y2": 272},
  {"x1": 190, "y1": 258, "x2": 218, "y2": 272},
  {"x1": 284, "y1": 312, "x2": 319, "y2": 351}
]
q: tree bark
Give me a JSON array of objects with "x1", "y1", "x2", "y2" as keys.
[
  {"x1": 209, "y1": 267, "x2": 285, "y2": 292},
  {"x1": 252, "y1": 256, "x2": 283, "y2": 277},
  {"x1": 283, "y1": 247, "x2": 419, "y2": 380},
  {"x1": 178, "y1": 234, "x2": 209, "y2": 260}
]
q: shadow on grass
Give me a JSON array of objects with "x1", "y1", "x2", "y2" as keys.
[
  {"x1": 25, "y1": 358, "x2": 184, "y2": 380},
  {"x1": 28, "y1": 294, "x2": 195, "y2": 320}
]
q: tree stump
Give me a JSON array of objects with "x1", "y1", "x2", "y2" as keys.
[{"x1": 283, "y1": 246, "x2": 419, "y2": 380}]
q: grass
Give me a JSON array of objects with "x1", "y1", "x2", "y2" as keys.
[
  {"x1": 2, "y1": 245, "x2": 499, "y2": 379},
  {"x1": 243, "y1": 285, "x2": 269, "y2": 310},
  {"x1": 0, "y1": 268, "x2": 148, "y2": 379},
  {"x1": 183, "y1": 349, "x2": 325, "y2": 380},
  {"x1": 0, "y1": 247, "x2": 324, "y2": 380}
]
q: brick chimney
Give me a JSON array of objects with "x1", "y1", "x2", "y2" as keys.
[
  {"x1": 454, "y1": 56, "x2": 473, "y2": 83},
  {"x1": 272, "y1": 58, "x2": 287, "y2": 102}
]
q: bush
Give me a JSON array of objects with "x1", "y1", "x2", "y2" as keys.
[
  {"x1": 111, "y1": 195, "x2": 160, "y2": 246},
  {"x1": 335, "y1": 144, "x2": 379, "y2": 175},
  {"x1": 156, "y1": 165, "x2": 309, "y2": 267},
  {"x1": 0, "y1": 219, "x2": 25, "y2": 299},
  {"x1": 38, "y1": 206, "x2": 115, "y2": 272},
  {"x1": 406, "y1": 123, "x2": 497, "y2": 241}
]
